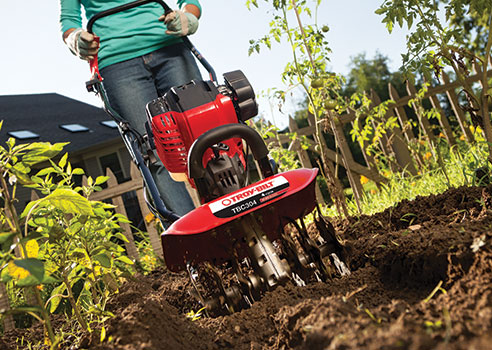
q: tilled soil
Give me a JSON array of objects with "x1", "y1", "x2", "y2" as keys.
[{"x1": 3, "y1": 184, "x2": 492, "y2": 349}]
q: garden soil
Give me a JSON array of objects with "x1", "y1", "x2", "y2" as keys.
[{"x1": 3, "y1": 183, "x2": 492, "y2": 350}]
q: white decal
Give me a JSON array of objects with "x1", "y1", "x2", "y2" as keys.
[{"x1": 209, "y1": 176, "x2": 288, "y2": 214}]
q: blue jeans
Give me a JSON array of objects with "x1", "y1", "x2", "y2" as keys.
[{"x1": 100, "y1": 43, "x2": 202, "y2": 217}]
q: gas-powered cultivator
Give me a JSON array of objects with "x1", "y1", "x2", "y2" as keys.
[{"x1": 86, "y1": 0, "x2": 350, "y2": 315}]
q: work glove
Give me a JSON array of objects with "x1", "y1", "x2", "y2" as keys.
[
  {"x1": 159, "y1": 10, "x2": 198, "y2": 37},
  {"x1": 65, "y1": 28, "x2": 99, "y2": 61}
]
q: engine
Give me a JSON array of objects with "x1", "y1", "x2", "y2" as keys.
[{"x1": 146, "y1": 70, "x2": 258, "y2": 203}]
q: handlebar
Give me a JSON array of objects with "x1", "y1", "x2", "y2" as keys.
[
  {"x1": 86, "y1": 0, "x2": 217, "y2": 82},
  {"x1": 87, "y1": 0, "x2": 171, "y2": 34}
]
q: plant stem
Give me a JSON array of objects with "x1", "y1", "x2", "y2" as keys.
[
  {"x1": 63, "y1": 275, "x2": 88, "y2": 331},
  {"x1": 33, "y1": 287, "x2": 56, "y2": 343},
  {"x1": 0, "y1": 171, "x2": 27, "y2": 259},
  {"x1": 479, "y1": 10, "x2": 492, "y2": 164},
  {"x1": 282, "y1": 2, "x2": 349, "y2": 216},
  {"x1": 290, "y1": 0, "x2": 317, "y2": 74}
]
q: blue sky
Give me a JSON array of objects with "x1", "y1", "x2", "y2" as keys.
[{"x1": 0, "y1": 1, "x2": 409, "y2": 128}]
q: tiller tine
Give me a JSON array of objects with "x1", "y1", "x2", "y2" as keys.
[
  {"x1": 161, "y1": 168, "x2": 350, "y2": 314},
  {"x1": 313, "y1": 206, "x2": 351, "y2": 277}
]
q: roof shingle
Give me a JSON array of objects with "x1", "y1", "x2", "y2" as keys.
[{"x1": 0, "y1": 93, "x2": 120, "y2": 153}]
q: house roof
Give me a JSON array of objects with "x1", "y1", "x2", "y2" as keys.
[{"x1": 0, "y1": 93, "x2": 121, "y2": 153}]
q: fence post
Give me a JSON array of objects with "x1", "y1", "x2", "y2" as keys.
[
  {"x1": 370, "y1": 90, "x2": 399, "y2": 172},
  {"x1": 306, "y1": 114, "x2": 349, "y2": 217},
  {"x1": 288, "y1": 116, "x2": 324, "y2": 205},
  {"x1": 406, "y1": 80, "x2": 437, "y2": 153},
  {"x1": 424, "y1": 78, "x2": 457, "y2": 146},
  {"x1": 371, "y1": 90, "x2": 418, "y2": 176},
  {"x1": 441, "y1": 72, "x2": 475, "y2": 142},
  {"x1": 388, "y1": 83, "x2": 416, "y2": 143},
  {"x1": 103, "y1": 170, "x2": 139, "y2": 261},
  {"x1": 350, "y1": 113, "x2": 378, "y2": 173},
  {"x1": 327, "y1": 111, "x2": 363, "y2": 209},
  {"x1": 0, "y1": 282, "x2": 15, "y2": 332},
  {"x1": 307, "y1": 114, "x2": 346, "y2": 188},
  {"x1": 129, "y1": 163, "x2": 163, "y2": 258}
]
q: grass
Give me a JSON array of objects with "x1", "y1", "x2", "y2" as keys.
[{"x1": 323, "y1": 137, "x2": 490, "y2": 218}]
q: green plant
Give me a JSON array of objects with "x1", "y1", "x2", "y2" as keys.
[
  {"x1": 185, "y1": 306, "x2": 207, "y2": 321},
  {"x1": 0, "y1": 127, "x2": 135, "y2": 345},
  {"x1": 423, "y1": 280, "x2": 447, "y2": 303},
  {"x1": 348, "y1": 92, "x2": 400, "y2": 162},
  {"x1": 377, "y1": 0, "x2": 492, "y2": 164},
  {"x1": 248, "y1": 118, "x2": 301, "y2": 172},
  {"x1": 21, "y1": 158, "x2": 134, "y2": 331},
  {"x1": 0, "y1": 130, "x2": 67, "y2": 343},
  {"x1": 247, "y1": 0, "x2": 353, "y2": 215},
  {"x1": 133, "y1": 228, "x2": 161, "y2": 274}
]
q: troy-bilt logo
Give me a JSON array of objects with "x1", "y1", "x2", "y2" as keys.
[
  {"x1": 209, "y1": 176, "x2": 289, "y2": 217},
  {"x1": 220, "y1": 181, "x2": 274, "y2": 206}
]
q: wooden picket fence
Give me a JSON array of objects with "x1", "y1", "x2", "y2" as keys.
[
  {"x1": 267, "y1": 67, "x2": 492, "y2": 205},
  {"x1": 88, "y1": 163, "x2": 163, "y2": 261}
]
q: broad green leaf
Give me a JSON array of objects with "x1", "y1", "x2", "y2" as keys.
[
  {"x1": 0, "y1": 232, "x2": 16, "y2": 244},
  {"x1": 94, "y1": 253, "x2": 112, "y2": 268},
  {"x1": 114, "y1": 214, "x2": 131, "y2": 224},
  {"x1": 375, "y1": 8, "x2": 386, "y2": 15},
  {"x1": 95, "y1": 176, "x2": 109, "y2": 185},
  {"x1": 113, "y1": 232, "x2": 129, "y2": 243},
  {"x1": 1, "y1": 267, "x2": 13, "y2": 283},
  {"x1": 72, "y1": 168, "x2": 85, "y2": 175},
  {"x1": 10, "y1": 168, "x2": 33, "y2": 185},
  {"x1": 21, "y1": 200, "x2": 40, "y2": 219},
  {"x1": 116, "y1": 255, "x2": 134, "y2": 265},
  {"x1": 16, "y1": 274, "x2": 40, "y2": 287},
  {"x1": 43, "y1": 188, "x2": 94, "y2": 216},
  {"x1": 100, "y1": 326, "x2": 106, "y2": 343},
  {"x1": 49, "y1": 283, "x2": 67, "y2": 313},
  {"x1": 13, "y1": 162, "x2": 30, "y2": 174},
  {"x1": 58, "y1": 153, "x2": 68, "y2": 169},
  {"x1": 14, "y1": 258, "x2": 44, "y2": 283},
  {"x1": 8, "y1": 261, "x2": 30, "y2": 280},
  {"x1": 42, "y1": 274, "x2": 59, "y2": 284},
  {"x1": 77, "y1": 281, "x2": 92, "y2": 309},
  {"x1": 35, "y1": 167, "x2": 56, "y2": 177},
  {"x1": 93, "y1": 207, "x2": 108, "y2": 218},
  {"x1": 71, "y1": 247, "x2": 87, "y2": 260},
  {"x1": 90, "y1": 246, "x2": 105, "y2": 256},
  {"x1": 20, "y1": 142, "x2": 68, "y2": 166},
  {"x1": 6, "y1": 138, "x2": 15, "y2": 150}
]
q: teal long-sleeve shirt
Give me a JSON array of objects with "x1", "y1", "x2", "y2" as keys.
[{"x1": 60, "y1": 0, "x2": 201, "y2": 69}]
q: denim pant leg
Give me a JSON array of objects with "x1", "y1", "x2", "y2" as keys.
[
  {"x1": 144, "y1": 43, "x2": 203, "y2": 95},
  {"x1": 99, "y1": 47, "x2": 198, "y2": 217}
]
